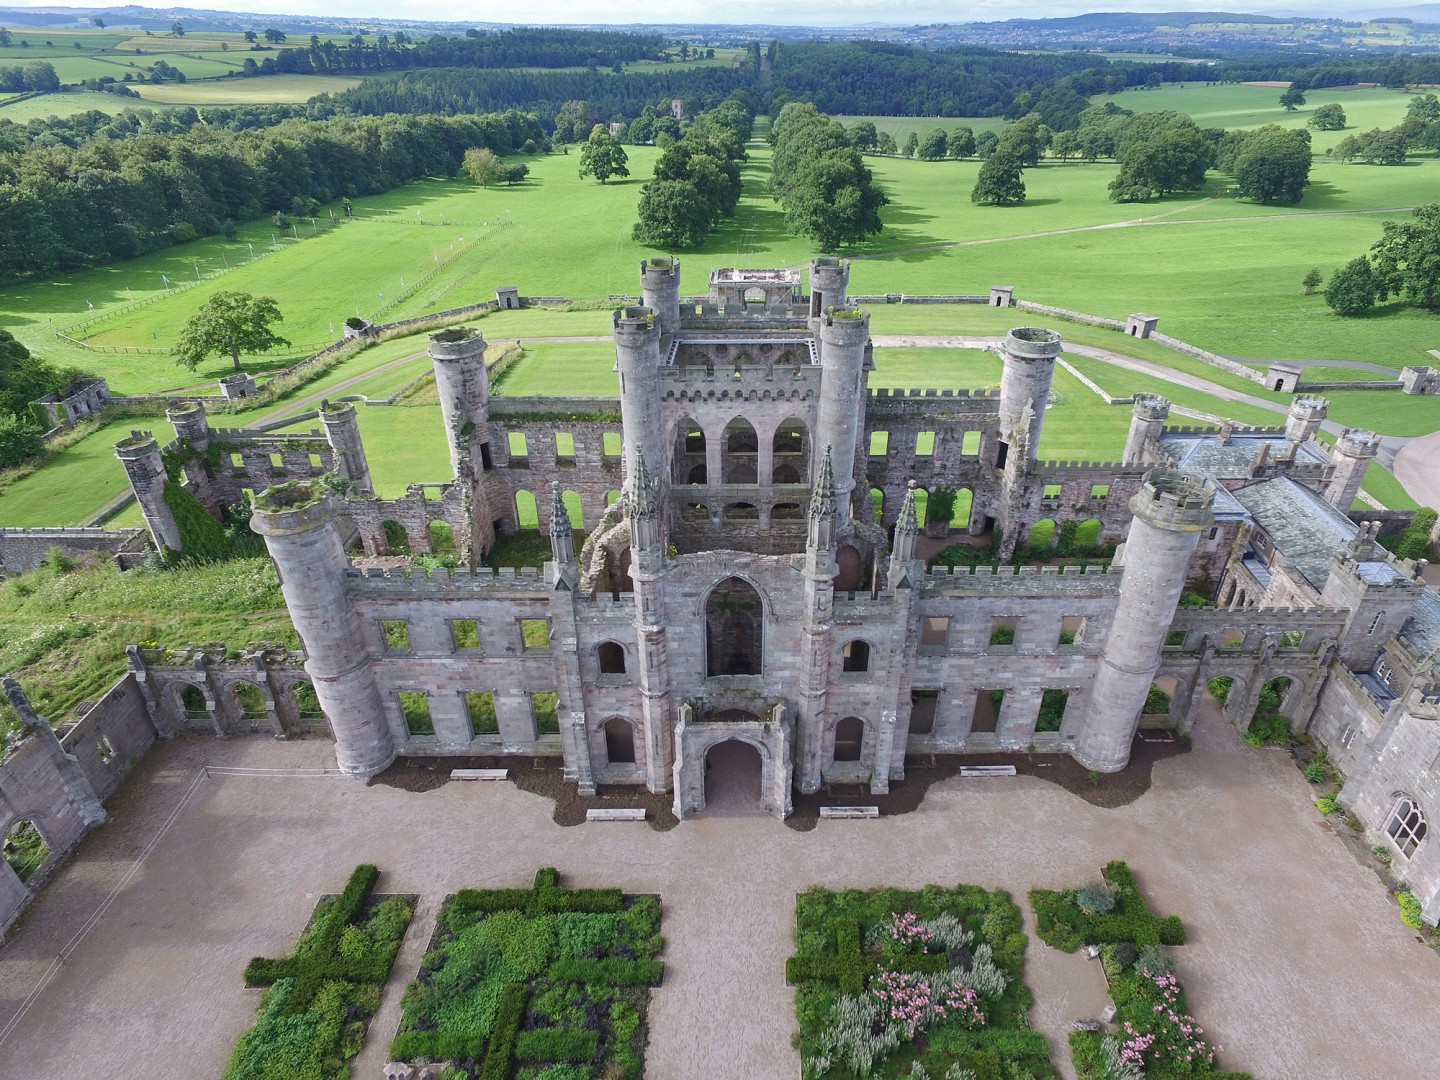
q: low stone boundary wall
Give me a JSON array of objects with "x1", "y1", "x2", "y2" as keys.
[{"x1": 0, "y1": 527, "x2": 147, "y2": 574}]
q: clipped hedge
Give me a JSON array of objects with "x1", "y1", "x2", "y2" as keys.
[
  {"x1": 549, "y1": 957, "x2": 664, "y2": 985},
  {"x1": 1029, "y1": 861, "x2": 1185, "y2": 953},
  {"x1": 514, "y1": 1026, "x2": 601, "y2": 1063},
  {"x1": 478, "y1": 983, "x2": 528, "y2": 1080}
]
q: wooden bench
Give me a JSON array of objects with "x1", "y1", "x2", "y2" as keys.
[
  {"x1": 819, "y1": 806, "x2": 879, "y2": 819},
  {"x1": 450, "y1": 768, "x2": 509, "y2": 781},
  {"x1": 586, "y1": 808, "x2": 647, "y2": 822},
  {"x1": 958, "y1": 765, "x2": 1016, "y2": 778}
]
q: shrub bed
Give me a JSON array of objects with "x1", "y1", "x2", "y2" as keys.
[
  {"x1": 224, "y1": 863, "x2": 415, "y2": 1080},
  {"x1": 788, "y1": 883, "x2": 1055, "y2": 1079},
  {"x1": 1031, "y1": 862, "x2": 1250, "y2": 1079},
  {"x1": 391, "y1": 867, "x2": 662, "y2": 1080}
]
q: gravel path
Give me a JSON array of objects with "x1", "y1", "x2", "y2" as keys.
[{"x1": 3, "y1": 699, "x2": 1437, "y2": 1079}]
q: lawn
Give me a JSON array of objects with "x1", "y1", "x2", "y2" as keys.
[
  {"x1": 275, "y1": 403, "x2": 451, "y2": 496},
  {"x1": 0, "y1": 89, "x2": 160, "y2": 121},
  {"x1": 131, "y1": 74, "x2": 362, "y2": 105},
  {"x1": 1090, "y1": 82, "x2": 1415, "y2": 153},
  {"x1": 0, "y1": 414, "x2": 167, "y2": 526},
  {"x1": 493, "y1": 341, "x2": 621, "y2": 397}
]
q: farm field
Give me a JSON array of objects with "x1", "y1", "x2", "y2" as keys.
[
  {"x1": 0, "y1": 90, "x2": 160, "y2": 121},
  {"x1": 130, "y1": 73, "x2": 362, "y2": 104}
]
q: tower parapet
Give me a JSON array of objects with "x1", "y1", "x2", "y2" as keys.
[
  {"x1": 115, "y1": 432, "x2": 182, "y2": 554},
  {"x1": 1074, "y1": 469, "x2": 1215, "y2": 772},
  {"x1": 639, "y1": 258, "x2": 681, "y2": 336},
  {"x1": 1124, "y1": 393, "x2": 1169, "y2": 463},
  {"x1": 808, "y1": 257, "x2": 850, "y2": 318},
  {"x1": 1320, "y1": 524, "x2": 1426, "y2": 670},
  {"x1": 320, "y1": 400, "x2": 372, "y2": 493},
  {"x1": 998, "y1": 327, "x2": 1061, "y2": 466},
  {"x1": 428, "y1": 327, "x2": 489, "y2": 475},
  {"x1": 166, "y1": 401, "x2": 210, "y2": 453},
  {"x1": 1324, "y1": 428, "x2": 1380, "y2": 510},
  {"x1": 1286, "y1": 396, "x2": 1329, "y2": 443},
  {"x1": 250, "y1": 482, "x2": 394, "y2": 777}
]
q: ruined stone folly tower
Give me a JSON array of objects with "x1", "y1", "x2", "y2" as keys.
[
  {"x1": 997, "y1": 326, "x2": 1061, "y2": 467},
  {"x1": 115, "y1": 432, "x2": 182, "y2": 554},
  {"x1": 1074, "y1": 469, "x2": 1215, "y2": 773},
  {"x1": 320, "y1": 400, "x2": 372, "y2": 494},
  {"x1": 428, "y1": 326, "x2": 495, "y2": 558},
  {"x1": 815, "y1": 300, "x2": 869, "y2": 524},
  {"x1": 250, "y1": 485, "x2": 395, "y2": 776},
  {"x1": 639, "y1": 257, "x2": 681, "y2": 336},
  {"x1": 613, "y1": 306, "x2": 666, "y2": 491}
]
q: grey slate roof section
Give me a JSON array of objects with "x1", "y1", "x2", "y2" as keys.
[
  {"x1": 1232, "y1": 477, "x2": 1358, "y2": 589},
  {"x1": 1209, "y1": 484, "x2": 1248, "y2": 519},
  {"x1": 1160, "y1": 434, "x2": 1330, "y2": 478},
  {"x1": 1401, "y1": 588, "x2": 1440, "y2": 662}
]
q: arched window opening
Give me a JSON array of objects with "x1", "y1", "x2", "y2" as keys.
[
  {"x1": 723, "y1": 417, "x2": 758, "y2": 485},
  {"x1": 598, "y1": 641, "x2": 627, "y2": 674},
  {"x1": 706, "y1": 577, "x2": 763, "y2": 677},
  {"x1": 772, "y1": 418, "x2": 810, "y2": 483},
  {"x1": 604, "y1": 718, "x2": 636, "y2": 764},
  {"x1": 772, "y1": 502, "x2": 804, "y2": 520},
  {"x1": 4, "y1": 819, "x2": 50, "y2": 883},
  {"x1": 834, "y1": 716, "x2": 865, "y2": 762},
  {"x1": 674, "y1": 419, "x2": 706, "y2": 485},
  {"x1": 842, "y1": 640, "x2": 871, "y2": 672},
  {"x1": 1388, "y1": 797, "x2": 1427, "y2": 857},
  {"x1": 179, "y1": 683, "x2": 208, "y2": 720}
]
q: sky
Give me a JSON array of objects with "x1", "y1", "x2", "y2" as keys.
[{"x1": 0, "y1": 1, "x2": 1405, "y2": 29}]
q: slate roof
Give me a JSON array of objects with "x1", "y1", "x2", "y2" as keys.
[
  {"x1": 1402, "y1": 588, "x2": 1440, "y2": 663},
  {"x1": 1159, "y1": 433, "x2": 1330, "y2": 479},
  {"x1": 1231, "y1": 477, "x2": 1358, "y2": 590}
]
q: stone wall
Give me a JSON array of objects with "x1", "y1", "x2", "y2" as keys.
[{"x1": 0, "y1": 527, "x2": 148, "y2": 574}]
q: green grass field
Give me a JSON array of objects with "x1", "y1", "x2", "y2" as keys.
[
  {"x1": 130, "y1": 74, "x2": 361, "y2": 104},
  {"x1": 1090, "y1": 83, "x2": 1415, "y2": 152},
  {"x1": 0, "y1": 414, "x2": 166, "y2": 526}
]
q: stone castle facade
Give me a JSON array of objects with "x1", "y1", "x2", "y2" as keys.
[{"x1": 19, "y1": 257, "x2": 1431, "y2": 922}]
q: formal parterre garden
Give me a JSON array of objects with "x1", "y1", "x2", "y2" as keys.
[
  {"x1": 224, "y1": 863, "x2": 415, "y2": 1080},
  {"x1": 788, "y1": 883, "x2": 1055, "y2": 1080},
  {"x1": 1029, "y1": 862, "x2": 1250, "y2": 1080},
  {"x1": 390, "y1": 867, "x2": 663, "y2": 1080}
]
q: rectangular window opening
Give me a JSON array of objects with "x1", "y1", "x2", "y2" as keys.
[
  {"x1": 989, "y1": 616, "x2": 1017, "y2": 647},
  {"x1": 508, "y1": 431, "x2": 529, "y2": 457},
  {"x1": 961, "y1": 431, "x2": 981, "y2": 456},
  {"x1": 531, "y1": 691, "x2": 559, "y2": 736},
  {"x1": 399, "y1": 691, "x2": 433, "y2": 736},
  {"x1": 869, "y1": 431, "x2": 890, "y2": 457},
  {"x1": 915, "y1": 432, "x2": 935, "y2": 457},
  {"x1": 464, "y1": 690, "x2": 498, "y2": 735},
  {"x1": 1037, "y1": 689, "x2": 1068, "y2": 733},
  {"x1": 919, "y1": 616, "x2": 950, "y2": 654},
  {"x1": 1090, "y1": 484, "x2": 1110, "y2": 500},
  {"x1": 555, "y1": 431, "x2": 575, "y2": 465},
  {"x1": 1059, "y1": 615, "x2": 1086, "y2": 646},
  {"x1": 910, "y1": 689, "x2": 939, "y2": 735},
  {"x1": 381, "y1": 619, "x2": 411, "y2": 652},
  {"x1": 451, "y1": 619, "x2": 481, "y2": 650},
  {"x1": 520, "y1": 618, "x2": 551, "y2": 652},
  {"x1": 308, "y1": 453, "x2": 324, "y2": 470},
  {"x1": 230, "y1": 452, "x2": 245, "y2": 469},
  {"x1": 972, "y1": 689, "x2": 1003, "y2": 734}
]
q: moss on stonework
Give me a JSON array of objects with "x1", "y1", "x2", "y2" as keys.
[{"x1": 253, "y1": 481, "x2": 321, "y2": 512}]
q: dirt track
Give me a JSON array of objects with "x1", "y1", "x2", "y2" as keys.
[{"x1": 2, "y1": 700, "x2": 1435, "y2": 1079}]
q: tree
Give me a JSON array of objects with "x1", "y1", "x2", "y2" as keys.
[
  {"x1": 971, "y1": 148, "x2": 1026, "y2": 206},
  {"x1": 578, "y1": 124, "x2": 629, "y2": 183},
  {"x1": 0, "y1": 412, "x2": 43, "y2": 469},
  {"x1": 552, "y1": 99, "x2": 592, "y2": 144},
  {"x1": 263, "y1": 29, "x2": 286, "y2": 44},
  {"x1": 782, "y1": 148, "x2": 887, "y2": 252},
  {"x1": 1302, "y1": 267, "x2": 1323, "y2": 295},
  {"x1": 948, "y1": 127, "x2": 975, "y2": 158},
  {"x1": 632, "y1": 179, "x2": 712, "y2": 248},
  {"x1": 461, "y1": 146, "x2": 505, "y2": 187},
  {"x1": 1309, "y1": 103, "x2": 1346, "y2": 130},
  {"x1": 175, "y1": 292, "x2": 289, "y2": 372},
  {"x1": 1050, "y1": 130, "x2": 1079, "y2": 160},
  {"x1": 998, "y1": 113, "x2": 1049, "y2": 166},
  {"x1": 171, "y1": 21, "x2": 185, "y2": 37},
  {"x1": 974, "y1": 131, "x2": 1000, "y2": 159},
  {"x1": 875, "y1": 131, "x2": 896, "y2": 155},
  {"x1": 502, "y1": 163, "x2": 529, "y2": 185},
  {"x1": 1279, "y1": 87, "x2": 1305, "y2": 111},
  {"x1": 1231, "y1": 127, "x2": 1311, "y2": 204},
  {"x1": 918, "y1": 129, "x2": 948, "y2": 161},
  {"x1": 900, "y1": 132, "x2": 918, "y2": 158},
  {"x1": 1108, "y1": 125, "x2": 1213, "y2": 202},
  {"x1": 244, "y1": 30, "x2": 258, "y2": 43},
  {"x1": 91, "y1": 17, "x2": 105, "y2": 27},
  {"x1": 1324, "y1": 257, "x2": 1379, "y2": 316},
  {"x1": 1370, "y1": 203, "x2": 1440, "y2": 309},
  {"x1": 849, "y1": 122, "x2": 878, "y2": 153}
]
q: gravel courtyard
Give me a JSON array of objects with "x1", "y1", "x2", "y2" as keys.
[{"x1": 2, "y1": 700, "x2": 1437, "y2": 1079}]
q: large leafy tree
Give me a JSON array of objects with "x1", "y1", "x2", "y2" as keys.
[
  {"x1": 1308, "y1": 103, "x2": 1346, "y2": 130},
  {"x1": 1324, "y1": 257, "x2": 1379, "y2": 316},
  {"x1": 577, "y1": 124, "x2": 629, "y2": 184},
  {"x1": 997, "y1": 113, "x2": 1049, "y2": 166},
  {"x1": 1371, "y1": 203, "x2": 1440, "y2": 310},
  {"x1": 971, "y1": 148, "x2": 1026, "y2": 206},
  {"x1": 1231, "y1": 127, "x2": 1311, "y2": 204},
  {"x1": 632, "y1": 179, "x2": 713, "y2": 249},
  {"x1": 461, "y1": 147, "x2": 505, "y2": 187},
  {"x1": 783, "y1": 149, "x2": 887, "y2": 252},
  {"x1": 175, "y1": 292, "x2": 289, "y2": 372},
  {"x1": 918, "y1": 129, "x2": 948, "y2": 161},
  {"x1": 1279, "y1": 87, "x2": 1306, "y2": 111},
  {"x1": 1108, "y1": 125, "x2": 1213, "y2": 202}
]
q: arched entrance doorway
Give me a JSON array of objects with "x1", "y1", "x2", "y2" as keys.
[
  {"x1": 705, "y1": 577, "x2": 763, "y2": 677},
  {"x1": 603, "y1": 717, "x2": 637, "y2": 764},
  {"x1": 702, "y1": 739, "x2": 764, "y2": 816}
]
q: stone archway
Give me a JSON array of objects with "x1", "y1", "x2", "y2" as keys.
[
  {"x1": 702, "y1": 740, "x2": 764, "y2": 816},
  {"x1": 672, "y1": 709, "x2": 793, "y2": 819},
  {"x1": 704, "y1": 577, "x2": 764, "y2": 677}
]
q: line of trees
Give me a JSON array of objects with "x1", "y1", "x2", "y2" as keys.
[
  {"x1": 768, "y1": 102, "x2": 887, "y2": 252},
  {"x1": 0, "y1": 61, "x2": 58, "y2": 93},
  {"x1": 1329, "y1": 93, "x2": 1440, "y2": 165},
  {"x1": 0, "y1": 330, "x2": 89, "y2": 468},
  {"x1": 0, "y1": 110, "x2": 548, "y2": 281},
  {"x1": 631, "y1": 94, "x2": 753, "y2": 249},
  {"x1": 1324, "y1": 203, "x2": 1440, "y2": 316}
]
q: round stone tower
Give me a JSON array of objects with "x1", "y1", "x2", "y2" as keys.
[
  {"x1": 320, "y1": 400, "x2": 373, "y2": 493},
  {"x1": 1285, "y1": 396, "x2": 1328, "y2": 444},
  {"x1": 815, "y1": 305, "x2": 870, "y2": 523},
  {"x1": 613, "y1": 306, "x2": 665, "y2": 485},
  {"x1": 809, "y1": 257, "x2": 850, "y2": 318},
  {"x1": 1324, "y1": 428, "x2": 1380, "y2": 510},
  {"x1": 998, "y1": 327, "x2": 1061, "y2": 463},
  {"x1": 1073, "y1": 469, "x2": 1215, "y2": 773},
  {"x1": 639, "y1": 257, "x2": 681, "y2": 337},
  {"x1": 250, "y1": 484, "x2": 394, "y2": 777},
  {"x1": 428, "y1": 327, "x2": 489, "y2": 474},
  {"x1": 1123, "y1": 394, "x2": 1170, "y2": 464},
  {"x1": 115, "y1": 433, "x2": 183, "y2": 553},
  {"x1": 166, "y1": 401, "x2": 210, "y2": 453}
]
